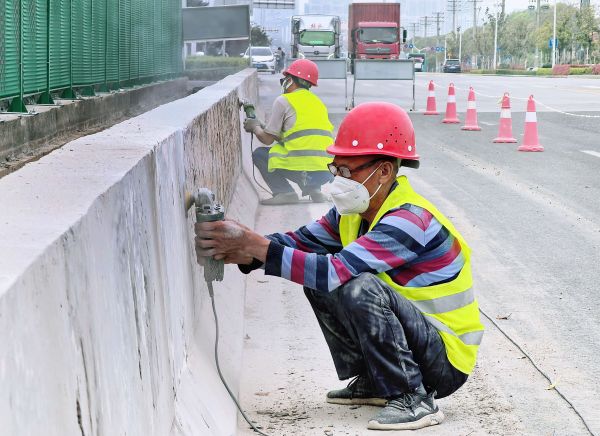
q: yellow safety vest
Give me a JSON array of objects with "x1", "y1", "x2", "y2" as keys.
[
  {"x1": 339, "y1": 176, "x2": 484, "y2": 375},
  {"x1": 268, "y1": 89, "x2": 334, "y2": 172}
]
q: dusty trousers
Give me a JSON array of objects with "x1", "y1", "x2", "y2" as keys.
[
  {"x1": 252, "y1": 146, "x2": 332, "y2": 195},
  {"x1": 304, "y1": 273, "x2": 468, "y2": 399}
]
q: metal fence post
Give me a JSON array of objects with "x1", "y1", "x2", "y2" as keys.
[
  {"x1": 9, "y1": 0, "x2": 27, "y2": 112},
  {"x1": 99, "y1": 0, "x2": 108, "y2": 92},
  {"x1": 61, "y1": 0, "x2": 76, "y2": 98},
  {"x1": 38, "y1": 0, "x2": 54, "y2": 104}
]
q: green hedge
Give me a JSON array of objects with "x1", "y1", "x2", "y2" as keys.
[
  {"x1": 185, "y1": 55, "x2": 249, "y2": 70},
  {"x1": 570, "y1": 67, "x2": 593, "y2": 75},
  {"x1": 468, "y1": 67, "x2": 593, "y2": 76},
  {"x1": 468, "y1": 69, "x2": 536, "y2": 75}
]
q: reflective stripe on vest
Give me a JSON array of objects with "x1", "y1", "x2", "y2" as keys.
[
  {"x1": 268, "y1": 89, "x2": 334, "y2": 172},
  {"x1": 338, "y1": 176, "x2": 484, "y2": 375}
]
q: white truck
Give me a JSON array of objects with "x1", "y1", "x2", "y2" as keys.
[{"x1": 291, "y1": 15, "x2": 341, "y2": 60}]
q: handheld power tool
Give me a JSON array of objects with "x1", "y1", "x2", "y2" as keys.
[{"x1": 188, "y1": 188, "x2": 270, "y2": 436}]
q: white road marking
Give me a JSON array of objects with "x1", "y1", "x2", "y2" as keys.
[
  {"x1": 581, "y1": 150, "x2": 600, "y2": 159},
  {"x1": 480, "y1": 121, "x2": 496, "y2": 126}
]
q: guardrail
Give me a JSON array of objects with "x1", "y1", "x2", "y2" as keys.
[{"x1": 0, "y1": 0, "x2": 183, "y2": 113}]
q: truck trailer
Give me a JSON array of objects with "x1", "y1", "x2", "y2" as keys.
[
  {"x1": 291, "y1": 14, "x2": 341, "y2": 60},
  {"x1": 348, "y1": 2, "x2": 406, "y2": 68}
]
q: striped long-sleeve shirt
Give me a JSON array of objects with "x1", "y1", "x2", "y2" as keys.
[{"x1": 262, "y1": 203, "x2": 465, "y2": 294}]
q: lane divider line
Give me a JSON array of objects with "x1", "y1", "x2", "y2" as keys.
[{"x1": 581, "y1": 150, "x2": 600, "y2": 159}]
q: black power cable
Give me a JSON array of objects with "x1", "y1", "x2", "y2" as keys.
[
  {"x1": 249, "y1": 133, "x2": 273, "y2": 196},
  {"x1": 207, "y1": 282, "x2": 272, "y2": 436},
  {"x1": 479, "y1": 307, "x2": 595, "y2": 436}
]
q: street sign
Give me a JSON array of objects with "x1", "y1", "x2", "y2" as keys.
[
  {"x1": 183, "y1": 6, "x2": 250, "y2": 41},
  {"x1": 549, "y1": 38, "x2": 559, "y2": 48},
  {"x1": 409, "y1": 44, "x2": 414, "y2": 49}
]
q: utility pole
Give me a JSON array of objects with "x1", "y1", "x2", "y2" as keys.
[
  {"x1": 409, "y1": 22, "x2": 420, "y2": 43},
  {"x1": 552, "y1": 0, "x2": 557, "y2": 67},
  {"x1": 467, "y1": 0, "x2": 481, "y2": 40},
  {"x1": 535, "y1": 0, "x2": 540, "y2": 67},
  {"x1": 433, "y1": 12, "x2": 445, "y2": 71},
  {"x1": 458, "y1": 26, "x2": 462, "y2": 62},
  {"x1": 447, "y1": 0, "x2": 461, "y2": 36},
  {"x1": 493, "y1": 4, "x2": 499, "y2": 69},
  {"x1": 433, "y1": 12, "x2": 445, "y2": 38},
  {"x1": 467, "y1": 0, "x2": 481, "y2": 69},
  {"x1": 420, "y1": 16, "x2": 433, "y2": 38}
]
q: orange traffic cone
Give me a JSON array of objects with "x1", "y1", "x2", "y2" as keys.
[
  {"x1": 424, "y1": 80, "x2": 439, "y2": 115},
  {"x1": 493, "y1": 93, "x2": 517, "y2": 143},
  {"x1": 442, "y1": 83, "x2": 460, "y2": 124},
  {"x1": 461, "y1": 87, "x2": 481, "y2": 131},
  {"x1": 518, "y1": 95, "x2": 544, "y2": 152}
]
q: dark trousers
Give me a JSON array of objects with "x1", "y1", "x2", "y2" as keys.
[
  {"x1": 252, "y1": 146, "x2": 332, "y2": 196},
  {"x1": 304, "y1": 273, "x2": 468, "y2": 399}
]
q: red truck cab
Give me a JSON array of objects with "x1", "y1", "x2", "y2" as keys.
[{"x1": 355, "y1": 21, "x2": 400, "y2": 60}]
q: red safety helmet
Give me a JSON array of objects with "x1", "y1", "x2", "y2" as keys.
[
  {"x1": 327, "y1": 102, "x2": 420, "y2": 168},
  {"x1": 284, "y1": 59, "x2": 319, "y2": 87}
]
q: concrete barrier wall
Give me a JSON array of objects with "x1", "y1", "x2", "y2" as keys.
[{"x1": 0, "y1": 69, "x2": 260, "y2": 436}]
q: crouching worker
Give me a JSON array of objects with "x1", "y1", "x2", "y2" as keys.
[
  {"x1": 195, "y1": 102, "x2": 484, "y2": 431},
  {"x1": 243, "y1": 58, "x2": 334, "y2": 205}
]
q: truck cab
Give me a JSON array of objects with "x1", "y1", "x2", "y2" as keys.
[
  {"x1": 291, "y1": 15, "x2": 341, "y2": 60},
  {"x1": 354, "y1": 22, "x2": 400, "y2": 60}
]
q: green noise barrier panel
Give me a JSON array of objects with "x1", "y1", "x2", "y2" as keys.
[{"x1": 0, "y1": 0, "x2": 183, "y2": 112}]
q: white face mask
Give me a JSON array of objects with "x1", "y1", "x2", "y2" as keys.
[
  {"x1": 326, "y1": 164, "x2": 383, "y2": 215},
  {"x1": 281, "y1": 77, "x2": 293, "y2": 93}
]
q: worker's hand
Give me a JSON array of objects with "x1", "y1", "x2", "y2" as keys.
[
  {"x1": 195, "y1": 219, "x2": 268, "y2": 265},
  {"x1": 243, "y1": 118, "x2": 263, "y2": 133}
]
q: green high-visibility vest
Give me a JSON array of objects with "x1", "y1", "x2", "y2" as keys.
[
  {"x1": 268, "y1": 89, "x2": 334, "y2": 172},
  {"x1": 338, "y1": 176, "x2": 484, "y2": 375}
]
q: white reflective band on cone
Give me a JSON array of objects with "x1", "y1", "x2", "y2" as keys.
[
  {"x1": 467, "y1": 101, "x2": 476, "y2": 109},
  {"x1": 525, "y1": 112, "x2": 537, "y2": 123},
  {"x1": 447, "y1": 96, "x2": 456, "y2": 103},
  {"x1": 428, "y1": 91, "x2": 435, "y2": 97},
  {"x1": 500, "y1": 109, "x2": 511, "y2": 118}
]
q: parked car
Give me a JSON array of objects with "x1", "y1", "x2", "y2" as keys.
[
  {"x1": 242, "y1": 47, "x2": 276, "y2": 74},
  {"x1": 443, "y1": 58, "x2": 461, "y2": 73}
]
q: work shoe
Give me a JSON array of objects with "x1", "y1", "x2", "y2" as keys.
[
  {"x1": 308, "y1": 190, "x2": 329, "y2": 203},
  {"x1": 326, "y1": 375, "x2": 387, "y2": 407},
  {"x1": 367, "y1": 386, "x2": 444, "y2": 431},
  {"x1": 260, "y1": 192, "x2": 299, "y2": 205}
]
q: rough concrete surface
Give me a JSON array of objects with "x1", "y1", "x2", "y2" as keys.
[{"x1": 0, "y1": 70, "x2": 259, "y2": 436}]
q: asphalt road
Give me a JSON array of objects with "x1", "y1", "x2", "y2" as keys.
[{"x1": 240, "y1": 72, "x2": 600, "y2": 436}]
